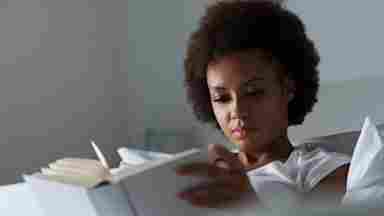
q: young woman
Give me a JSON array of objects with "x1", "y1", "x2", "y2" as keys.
[{"x1": 176, "y1": 0, "x2": 350, "y2": 209}]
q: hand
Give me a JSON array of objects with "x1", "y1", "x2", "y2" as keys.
[{"x1": 176, "y1": 144, "x2": 252, "y2": 208}]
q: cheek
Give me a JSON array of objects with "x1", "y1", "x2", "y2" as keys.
[
  {"x1": 259, "y1": 97, "x2": 289, "y2": 127},
  {"x1": 212, "y1": 104, "x2": 230, "y2": 130},
  {"x1": 249, "y1": 96, "x2": 289, "y2": 126}
]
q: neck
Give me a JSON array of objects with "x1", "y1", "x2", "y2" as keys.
[{"x1": 239, "y1": 134, "x2": 293, "y2": 169}]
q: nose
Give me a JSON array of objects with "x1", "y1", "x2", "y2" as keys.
[{"x1": 230, "y1": 97, "x2": 249, "y2": 120}]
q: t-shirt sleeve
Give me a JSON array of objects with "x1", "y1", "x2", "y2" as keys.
[{"x1": 298, "y1": 148, "x2": 351, "y2": 192}]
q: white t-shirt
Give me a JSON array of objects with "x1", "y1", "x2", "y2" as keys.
[{"x1": 246, "y1": 147, "x2": 351, "y2": 208}]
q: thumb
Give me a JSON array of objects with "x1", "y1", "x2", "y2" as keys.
[{"x1": 208, "y1": 144, "x2": 243, "y2": 170}]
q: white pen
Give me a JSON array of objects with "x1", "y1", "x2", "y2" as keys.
[{"x1": 90, "y1": 139, "x2": 110, "y2": 169}]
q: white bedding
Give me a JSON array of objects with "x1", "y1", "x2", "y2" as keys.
[
  {"x1": 0, "y1": 183, "x2": 43, "y2": 215},
  {"x1": 342, "y1": 117, "x2": 384, "y2": 208}
]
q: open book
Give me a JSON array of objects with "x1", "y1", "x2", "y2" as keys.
[
  {"x1": 24, "y1": 148, "x2": 260, "y2": 216},
  {"x1": 35, "y1": 147, "x2": 190, "y2": 189},
  {"x1": 34, "y1": 142, "x2": 178, "y2": 189}
]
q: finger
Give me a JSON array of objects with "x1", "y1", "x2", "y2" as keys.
[
  {"x1": 179, "y1": 182, "x2": 237, "y2": 208},
  {"x1": 180, "y1": 181, "x2": 240, "y2": 199},
  {"x1": 189, "y1": 194, "x2": 228, "y2": 208},
  {"x1": 238, "y1": 152, "x2": 250, "y2": 168},
  {"x1": 214, "y1": 160, "x2": 231, "y2": 169},
  {"x1": 208, "y1": 144, "x2": 243, "y2": 170},
  {"x1": 208, "y1": 145, "x2": 230, "y2": 169},
  {"x1": 208, "y1": 144, "x2": 233, "y2": 164},
  {"x1": 176, "y1": 162, "x2": 227, "y2": 178}
]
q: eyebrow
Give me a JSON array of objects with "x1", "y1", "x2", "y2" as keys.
[
  {"x1": 209, "y1": 77, "x2": 265, "y2": 90},
  {"x1": 243, "y1": 77, "x2": 265, "y2": 86}
]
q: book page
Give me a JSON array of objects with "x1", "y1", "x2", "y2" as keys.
[
  {"x1": 118, "y1": 149, "x2": 261, "y2": 216},
  {"x1": 111, "y1": 148, "x2": 202, "y2": 183}
]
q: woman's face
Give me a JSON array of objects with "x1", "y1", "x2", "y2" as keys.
[{"x1": 206, "y1": 50, "x2": 293, "y2": 154}]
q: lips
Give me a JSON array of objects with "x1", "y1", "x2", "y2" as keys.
[{"x1": 231, "y1": 127, "x2": 248, "y2": 139}]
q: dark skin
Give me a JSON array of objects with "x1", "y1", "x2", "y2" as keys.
[
  {"x1": 305, "y1": 164, "x2": 349, "y2": 206},
  {"x1": 177, "y1": 50, "x2": 348, "y2": 208}
]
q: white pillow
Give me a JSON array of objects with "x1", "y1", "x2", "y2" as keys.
[
  {"x1": 342, "y1": 117, "x2": 384, "y2": 208},
  {"x1": 297, "y1": 122, "x2": 384, "y2": 156},
  {"x1": 298, "y1": 130, "x2": 359, "y2": 155}
]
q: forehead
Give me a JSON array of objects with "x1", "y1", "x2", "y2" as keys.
[{"x1": 206, "y1": 50, "x2": 282, "y2": 89}]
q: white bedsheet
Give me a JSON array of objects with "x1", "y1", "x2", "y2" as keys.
[
  {"x1": 342, "y1": 117, "x2": 384, "y2": 208},
  {"x1": 0, "y1": 183, "x2": 43, "y2": 215}
]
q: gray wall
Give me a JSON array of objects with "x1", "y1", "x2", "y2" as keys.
[
  {"x1": 288, "y1": 76, "x2": 384, "y2": 142},
  {"x1": 288, "y1": 0, "x2": 384, "y2": 82},
  {"x1": 0, "y1": 0, "x2": 131, "y2": 184},
  {"x1": 287, "y1": 0, "x2": 384, "y2": 141}
]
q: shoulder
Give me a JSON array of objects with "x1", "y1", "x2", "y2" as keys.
[
  {"x1": 314, "y1": 164, "x2": 349, "y2": 192},
  {"x1": 305, "y1": 164, "x2": 349, "y2": 206},
  {"x1": 291, "y1": 146, "x2": 350, "y2": 204},
  {"x1": 288, "y1": 147, "x2": 350, "y2": 191},
  {"x1": 288, "y1": 146, "x2": 351, "y2": 169}
]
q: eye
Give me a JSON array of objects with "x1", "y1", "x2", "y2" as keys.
[
  {"x1": 212, "y1": 95, "x2": 230, "y2": 103},
  {"x1": 244, "y1": 86, "x2": 265, "y2": 96},
  {"x1": 247, "y1": 90, "x2": 265, "y2": 96}
]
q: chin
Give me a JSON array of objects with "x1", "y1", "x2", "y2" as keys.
[{"x1": 235, "y1": 139, "x2": 266, "y2": 154}]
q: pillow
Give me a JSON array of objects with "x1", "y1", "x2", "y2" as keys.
[
  {"x1": 297, "y1": 122, "x2": 384, "y2": 156},
  {"x1": 341, "y1": 117, "x2": 384, "y2": 208}
]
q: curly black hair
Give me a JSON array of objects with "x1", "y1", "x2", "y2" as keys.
[{"x1": 184, "y1": 0, "x2": 320, "y2": 129}]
